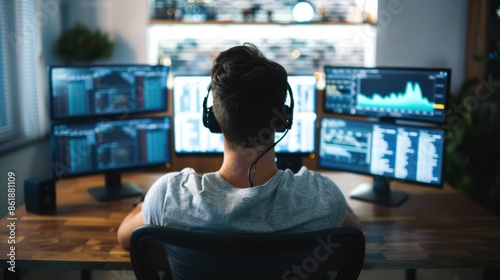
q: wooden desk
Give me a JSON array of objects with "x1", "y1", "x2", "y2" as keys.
[
  {"x1": 1, "y1": 171, "x2": 500, "y2": 275},
  {"x1": 321, "y1": 172, "x2": 500, "y2": 271}
]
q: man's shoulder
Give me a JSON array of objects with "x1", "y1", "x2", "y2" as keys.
[
  {"x1": 292, "y1": 166, "x2": 331, "y2": 181},
  {"x1": 160, "y1": 167, "x2": 199, "y2": 179},
  {"x1": 151, "y1": 168, "x2": 201, "y2": 190},
  {"x1": 282, "y1": 166, "x2": 336, "y2": 188}
]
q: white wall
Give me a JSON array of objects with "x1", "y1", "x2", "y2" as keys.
[
  {"x1": 38, "y1": 0, "x2": 65, "y2": 135},
  {"x1": 39, "y1": 0, "x2": 63, "y2": 66},
  {"x1": 376, "y1": 0, "x2": 468, "y2": 92},
  {"x1": 62, "y1": 0, "x2": 149, "y2": 64}
]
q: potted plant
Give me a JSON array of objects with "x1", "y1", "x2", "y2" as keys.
[
  {"x1": 55, "y1": 23, "x2": 114, "y2": 64},
  {"x1": 445, "y1": 77, "x2": 500, "y2": 215}
]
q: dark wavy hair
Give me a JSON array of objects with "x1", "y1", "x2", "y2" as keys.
[{"x1": 210, "y1": 43, "x2": 288, "y2": 148}]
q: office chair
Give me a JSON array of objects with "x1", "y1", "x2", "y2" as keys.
[{"x1": 130, "y1": 225, "x2": 365, "y2": 280}]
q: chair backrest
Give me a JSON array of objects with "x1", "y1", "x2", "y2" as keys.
[{"x1": 130, "y1": 225, "x2": 365, "y2": 280}]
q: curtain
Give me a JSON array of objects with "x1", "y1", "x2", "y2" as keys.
[{"x1": 465, "y1": 0, "x2": 488, "y2": 79}]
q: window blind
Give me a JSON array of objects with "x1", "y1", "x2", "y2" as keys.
[
  {"x1": 16, "y1": 0, "x2": 43, "y2": 140},
  {"x1": 0, "y1": 0, "x2": 47, "y2": 152},
  {"x1": 0, "y1": 0, "x2": 17, "y2": 143}
]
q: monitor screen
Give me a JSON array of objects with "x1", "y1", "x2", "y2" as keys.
[
  {"x1": 172, "y1": 76, "x2": 220, "y2": 153},
  {"x1": 51, "y1": 117, "x2": 172, "y2": 178},
  {"x1": 323, "y1": 66, "x2": 450, "y2": 123},
  {"x1": 172, "y1": 75, "x2": 317, "y2": 154},
  {"x1": 49, "y1": 65, "x2": 169, "y2": 120},
  {"x1": 276, "y1": 75, "x2": 317, "y2": 154},
  {"x1": 318, "y1": 117, "x2": 445, "y2": 187}
]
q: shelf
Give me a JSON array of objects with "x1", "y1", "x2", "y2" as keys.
[{"x1": 148, "y1": 19, "x2": 375, "y2": 26}]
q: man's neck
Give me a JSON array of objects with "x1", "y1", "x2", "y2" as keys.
[{"x1": 219, "y1": 141, "x2": 278, "y2": 189}]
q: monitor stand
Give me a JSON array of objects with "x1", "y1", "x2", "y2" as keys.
[
  {"x1": 276, "y1": 154, "x2": 303, "y2": 173},
  {"x1": 88, "y1": 171, "x2": 143, "y2": 202},
  {"x1": 350, "y1": 175, "x2": 408, "y2": 207}
]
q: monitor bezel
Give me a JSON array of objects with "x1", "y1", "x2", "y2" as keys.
[
  {"x1": 322, "y1": 65, "x2": 451, "y2": 124},
  {"x1": 50, "y1": 116, "x2": 173, "y2": 180},
  {"x1": 48, "y1": 64, "x2": 170, "y2": 121},
  {"x1": 317, "y1": 116, "x2": 446, "y2": 189},
  {"x1": 172, "y1": 74, "x2": 318, "y2": 155}
]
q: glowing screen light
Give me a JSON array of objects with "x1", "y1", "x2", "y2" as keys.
[{"x1": 292, "y1": 2, "x2": 314, "y2": 22}]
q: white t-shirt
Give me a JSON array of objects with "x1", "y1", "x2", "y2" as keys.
[{"x1": 142, "y1": 167, "x2": 347, "y2": 234}]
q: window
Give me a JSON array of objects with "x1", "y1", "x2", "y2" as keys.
[
  {"x1": 0, "y1": 0, "x2": 17, "y2": 143},
  {"x1": 0, "y1": 0, "x2": 48, "y2": 153}
]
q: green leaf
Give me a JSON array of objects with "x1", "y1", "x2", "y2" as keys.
[{"x1": 54, "y1": 23, "x2": 114, "y2": 62}]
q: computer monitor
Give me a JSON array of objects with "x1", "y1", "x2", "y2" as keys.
[
  {"x1": 275, "y1": 75, "x2": 317, "y2": 171},
  {"x1": 323, "y1": 66, "x2": 450, "y2": 123},
  {"x1": 49, "y1": 65, "x2": 169, "y2": 120},
  {"x1": 172, "y1": 76, "x2": 221, "y2": 153},
  {"x1": 51, "y1": 117, "x2": 172, "y2": 201},
  {"x1": 318, "y1": 117, "x2": 445, "y2": 206},
  {"x1": 172, "y1": 75, "x2": 317, "y2": 171}
]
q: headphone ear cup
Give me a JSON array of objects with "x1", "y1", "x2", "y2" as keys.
[
  {"x1": 203, "y1": 106, "x2": 222, "y2": 133},
  {"x1": 275, "y1": 105, "x2": 293, "y2": 133},
  {"x1": 202, "y1": 86, "x2": 223, "y2": 134}
]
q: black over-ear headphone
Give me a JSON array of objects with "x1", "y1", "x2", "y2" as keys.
[{"x1": 202, "y1": 82, "x2": 294, "y2": 134}]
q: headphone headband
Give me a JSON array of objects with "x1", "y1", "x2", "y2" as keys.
[{"x1": 202, "y1": 81, "x2": 294, "y2": 134}]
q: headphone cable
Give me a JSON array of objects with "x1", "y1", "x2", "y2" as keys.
[{"x1": 247, "y1": 129, "x2": 289, "y2": 188}]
